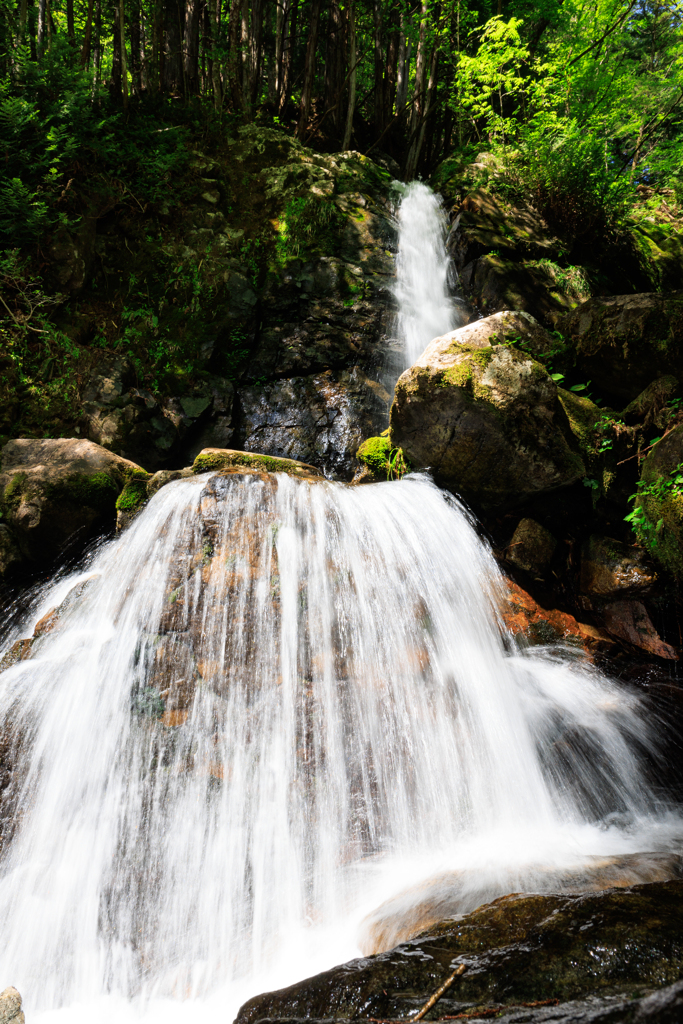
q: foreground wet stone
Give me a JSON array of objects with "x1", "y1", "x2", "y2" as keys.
[{"x1": 236, "y1": 881, "x2": 683, "y2": 1024}]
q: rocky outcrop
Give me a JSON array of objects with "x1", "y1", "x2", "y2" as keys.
[
  {"x1": 0, "y1": 988, "x2": 24, "y2": 1024},
  {"x1": 389, "y1": 312, "x2": 584, "y2": 511},
  {"x1": 0, "y1": 438, "x2": 143, "y2": 570},
  {"x1": 236, "y1": 881, "x2": 683, "y2": 1024},
  {"x1": 554, "y1": 293, "x2": 683, "y2": 404},
  {"x1": 580, "y1": 535, "x2": 658, "y2": 598},
  {"x1": 632, "y1": 424, "x2": 683, "y2": 579},
  {"x1": 359, "y1": 854, "x2": 683, "y2": 956}
]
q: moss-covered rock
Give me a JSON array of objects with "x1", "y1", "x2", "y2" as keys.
[
  {"x1": 115, "y1": 469, "x2": 153, "y2": 530},
  {"x1": 389, "y1": 313, "x2": 585, "y2": 512},
  {"x1": 0, "y1": 438, "x2": 144, "y2": 565},
  {"x1": 555, "y1": 292, "x2": 683, "y2": 404},
  {"x1": 630, "y1": 423, "x2": 683, "y2": 578},
  {"x1": 236, "y1": 881, "x2": 683, "y2": 1023},
  {"x1": 191, "y1": 447, "x2": 322, "y2": 479}
]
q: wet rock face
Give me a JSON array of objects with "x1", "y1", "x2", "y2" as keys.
[
  {"x1": 554, "y1": 293, "x2": 683, "y2": 404},
  {"x1": 580, "y1": 536, "x2": 658, "y2": 598},
  {"x1": 236, "y1": 881, "x2": 683, "y2": 1024},
  {"x1": 389, "y1": 312, "x2": 584, "y2": 511},
  {"x1": 0, "y1": 987, "x2": 24, "y2": 1024},
  {"x1": 237, "y1": 369, "x2": 391, "y2": 479},
  {"x1": 0, "y1": 438, "x2": 143, "y2": 570}
]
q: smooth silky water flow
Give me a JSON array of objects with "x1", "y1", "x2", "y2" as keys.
[{"x1": 0, "y1": 185, "x2": 681, "y2": 1023}]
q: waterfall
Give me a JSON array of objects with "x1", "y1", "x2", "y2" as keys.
[
  {"x1": 0, "y1": 185, "x2": 681, "y2": 1024},
  {"x1": 393, "y1": 181, "x2": 464, "y2": 366},
  {"x1": 0, "y1": 471, "x2": 679, "y2": 1022}
]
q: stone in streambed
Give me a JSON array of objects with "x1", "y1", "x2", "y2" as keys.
[
  {"x1": 389, "y1": 312, "x2": 585, "y2": 512},
  {"x1": 358, "y1": 852, "x2": 683, "y2": 956},
  {"x1": 0, "y1": 987, "x2": 24, "y2": 1024},
  {"x1": 235, "y1": 881, "x2": 683, "y2": 1024},
  {"x1": 191, "y1": 447, "x2": 322, "y2": 479},
  {"x1": 0, "y1": 438, "x2": 145, "y2": 565},
  {"x1": 580, "y1": 536, "x2": 658, "y2": 598},
  {"x1": 507, "y1": 518, "x2": 557, "y2": 577}
]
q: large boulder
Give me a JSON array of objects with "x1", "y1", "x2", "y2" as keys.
[
  {"x1": 0, "y1": 438, "x2": 144, "y2": 565},
  {"x1": 236, "y1": 881, "x2": 683, "y2": 1023},
  {"x1": 630, "y1": 423, "x2": 683, "y2": 578},
  {"x1": 554, "y1": 293, "x2": 683, "y2": 403},
  {"x1": 389, "y1": 312, "x2": 585, "y2": 511}
]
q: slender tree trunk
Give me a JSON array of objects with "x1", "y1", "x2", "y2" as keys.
[
  {"x1": 81, "y1": 0, "x2": 95, "y2": 66},
  {"x1": 93, "y1": 0, "x2": 102, "y2": 85},
  {"x1": 227, "y1": 0, "x2": 242, "y2": 111},
  {"x1": 37, "y1": 0, "x2": 47, "y2": 56},
  {"x1": 325, "y1": 0, "x2": 343, "y2": 130},
  {"x1": 373, "y1": 0, "x2": 384, "y2": 135},
  {"x1": 130, "y1": 0, "x2": 142, "y2": 94},
  {"x1": 274, "y1": 0, "x2": 289, "y2": 107},
  {"x1": 210, "y1": 0, "x2": 222, "y2": 109},
  {"x1": 278, "y1": 0, "x2": 297, "y2": 113},
  {"x1": 66, "y1": 0, "x2": 75, "y2": 43},
  {"x1": 111, "y1": 2, "x2": 122, "y2": 94},
  {"x1": 395, "y1": 22, "x2": 410, "y2": 110},
  {"x1": 405, "y1": 32, "x2": 438, "y2": 180},
  {"x1": 409, "y1": 3, "x2": 428, "y2": 139},
  {"x1": 117, "y1": 0, "x2": 129, "y2": 110},
  {"x1": 342, "y1": 0, "x2": 356, "y2": 150},
  {"x1": 162, "y1": 0, "x2": 185, "y2": 95},
  {"x1": 296, "y1": 0, "x2": 321, "y2": 137},
  {"x1": 384, "y1": 3, "x2": 400, "y2": 137},
  {"x1": 184, "y1": 0, "x2": 201, "y2": 95},
  {"x1": 248, "y1": 0, "x2": 263, "y2": 108}
]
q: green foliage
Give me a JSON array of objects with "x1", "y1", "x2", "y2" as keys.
[
  {"x1": 356, "y1": 436, "x2": 410, "y2": 480},
  {"x1": 625, "y1": 461, "x2": 683, "y2": 548},
  {"x1": 275, "y1": 195, "x2": 345, "y2": 264}
]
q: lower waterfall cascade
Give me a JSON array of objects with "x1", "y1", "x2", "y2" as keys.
[
  {"x1": 1, "y1": 182, "x2": 683, "y2": 1024},
  {"x1": 0, "y1": 471, "x2": 681, "y2": 1023}
]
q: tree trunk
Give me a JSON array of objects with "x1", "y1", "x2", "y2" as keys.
[
  {"x1": 66, "y1": 0, "x2": 75, "y2": 43},
  {"x1": 384, "y1": 3, "x2": 400, "y2": 132},
  {"x1": 278, "y1": 0, "x2": 297, "y2": 114},
  {"x1": 130, "y1": 0, "x2": 142, "y2": 94},
  {"x1": 274, "y1": 0, "x2": 289, "y2": 107},
  {"x1": 119, "y1": 0, "x2": 129, "y2": 110},
  {"x1": 324, "y1": 0, "x2": 343, "y2": 130},
  {"x1": 93, "y1": 0, "x2": 102, "y2": 85},
  {"x1": 373, "y1": 0, "x2": 384, "y2": 135},
  {"x1": 111, "y1": 2, "x2": 122, "y2": 95},
  {"x1": 248, "y1": 0, "x2": 263, "y2": 108},
  {"x1": 37, "y1": 0, "x2": 47, "y2": 56},
  {"x1": 395, "y1": 22, "x2": 410, "y2": 111},
  {"x1": 184, "y1": 0, "x2": 201, "y2": 95},
  {"x1": 81, "y1": 0, "x2": 95, "y2": 67},
  {"x1": 409, "y1": 3, "x2": 428, "y2": 138},
  {"x1": 342, "y1": 0, "x2": 355, "y2": 151},
  {"x1": 210, "y1": 0, "x2": 222, "y2": 109},
  {"x1": 296, "y1": 0, "x2": 321, "y2": 137},
  {"x1": 405, "y1": 31, "x2": 438, "y2": 180},
  {"x1": 162, "y1": 0, "x2": 185, "y2": 95},
  {"x1": 227, "y1": 0, "x2": 242, "y2": 111}
]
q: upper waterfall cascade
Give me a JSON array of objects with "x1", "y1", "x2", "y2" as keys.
[
  {"x1": 0, "y1": 186, "x2": 680, "y2": 1024},
  {"x1": 393, "y1": 181, "x2": 463, "y2": 366}
]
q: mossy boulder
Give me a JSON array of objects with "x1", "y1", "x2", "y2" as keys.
[
  {"x1": 554, "y1": 293, "x2": 683, "y2": 404},
  {"x1": 236, "y1": 881, "x2": 683, "y2": 1023},
  {"x1": 389, "y1": 312, "x2": 585, "y2": 512},
  {"x1": 632, "y1": 423, "x2": 683, "y2": 578},
  {"x1": 191, "y1": 447, "x2": 322, "y2": 479},
  {"x1": 0, "y1": 438, "x2": 144, "y2": 565},
  {"x1": 460, "y1": 253, "x2": 588, "y2": 326}
]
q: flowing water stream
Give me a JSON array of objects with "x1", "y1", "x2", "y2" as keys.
[{"x1": 0, "y1": 185, "x2": 681, "y2": 1024}]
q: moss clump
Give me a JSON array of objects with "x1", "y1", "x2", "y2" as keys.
[
  {"x1": 356, "y1": 436, "x2": 410, "y2": 480},
  {"x1": 192, "y1": 450, "x2": 318, "y2": 477},
  {"x1": 557, "y1": 388, "x2": 601, "y2": 456},
  {"x1": 115, "y1": 470, "x2": 152, "y2": 515},
  {"x1": 1, "y1": 472, "x2": 28, "y2": 515},
  {"x1": 356, "y1": 436, "x2": 392, "y2": 474},
  {"x1": 46, "y1": 471, "x2": 120, "y2": 512}
]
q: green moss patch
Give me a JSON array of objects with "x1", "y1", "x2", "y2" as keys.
[
  {"x1": 46, "y1": 471, "x2": 120, "y2": 513},
  {"x1": 115, "y1": 470, "x2": 152, "y2": 516},
  {"x1": 192, "y1": 449, "x2": 319, "y2": 478}
]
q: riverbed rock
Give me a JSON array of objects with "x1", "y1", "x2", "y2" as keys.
[
  {"x1": 601, "y1": 600, "x2": 678, "y2": 660},
  {"x1": 0, "y1": 438, "x2": 144, "y2": 563},
  {"x1": 499, "y1": 578, "x2": 597, "y2": 651},
  {"x1": 632, "y1": 423, "x2": 683, "y2": 578},
  {"x1": 0, "y1": 987, "x2": 24, "y2": 1024},
  {"x1": 554, "y1": 293, "x2": 683, "y2": 404},
  {"x1": 580, "y1": 536, "x2": 658, "y2": 598},
  {"x1": 192, "y1": 447, "x2": 322, "y2": 478},
  {"x1": 359, "y1": 852, "x2": 683, "y2": 956},
  {"x1": 507, "y1": 518, "x2": 557, "y2": 577},
  {"x1": 235, "y1": 881, "x2": 683, "y2": 1024},
  {"x1": 389, "y1": 312, "x2": 584, "y2": 511}
]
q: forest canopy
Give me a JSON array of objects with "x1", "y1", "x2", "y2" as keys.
[{"x1": 0, "y1": 0, "x2": 682, "y2": 228}]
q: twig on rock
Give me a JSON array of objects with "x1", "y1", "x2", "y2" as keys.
[{"x1": 411, "y1": 963, "x2": 468, "y2": 1021}]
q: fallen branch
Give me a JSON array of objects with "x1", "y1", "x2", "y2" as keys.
[{"x1": 412, "y1": 964, "x2": 468, "y2": 1021}]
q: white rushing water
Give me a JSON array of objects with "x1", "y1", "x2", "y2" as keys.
[
  {"x1": 393, "y1": 181, "x2": 464, "y2": 365},
  {"x1": 0, "y1": 184, "x2": 681, "y2": 1024},
  {"x1": 0, "y1": 471, "x2": 680, "y2": 1023}
]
